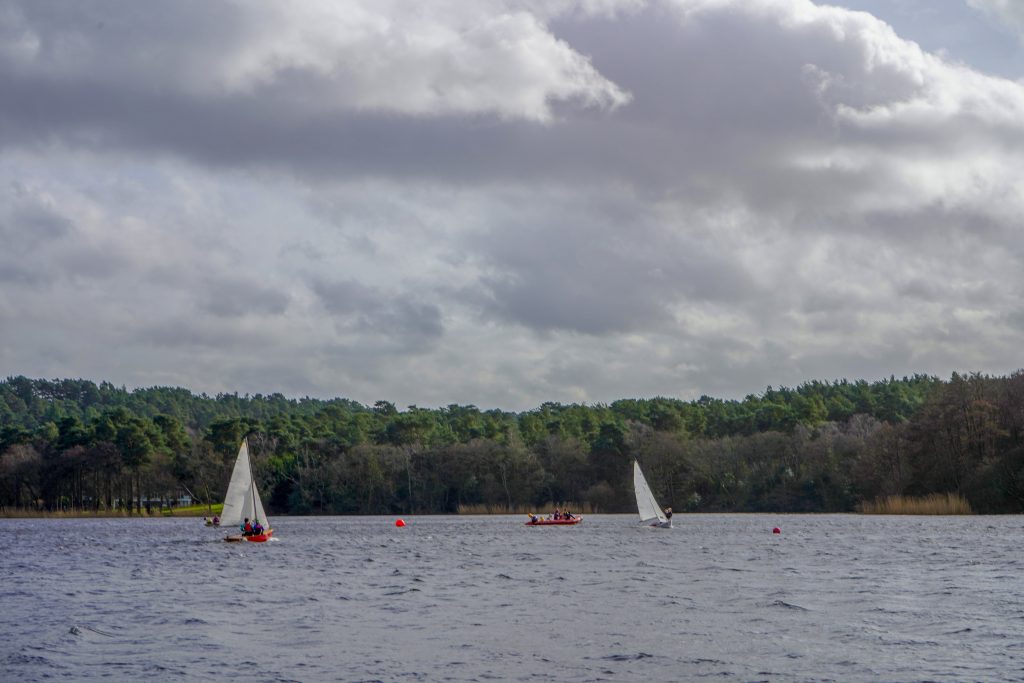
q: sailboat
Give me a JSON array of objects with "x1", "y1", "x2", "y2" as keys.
[
  {"x1": 633, "y1": 460, "x2": 671, "y2": 528},
  {"x1": 221, "y1": 439, "x2": 273, "y2": 543}
]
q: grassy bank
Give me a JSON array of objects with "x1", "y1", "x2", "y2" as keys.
[
  {"x1": 857, "y1": 493, "x2": 973, "y2": 515},
  {"x1": 457, "y1": 502, "x2": 596, "y2": 515},
  {"x1": 0, "y1": 503, "x2": 223, "y2": 519}
]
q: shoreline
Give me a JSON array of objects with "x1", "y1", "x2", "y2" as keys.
[
  {"x1": 0, "y1": 505, "x2": 221, "y2": 519},
  {"x1": 0, "y1": 509, "x2": 992, "y2": 519}
]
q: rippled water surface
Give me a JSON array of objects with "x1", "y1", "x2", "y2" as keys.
[{"x1": 2, "y1": 514, "x2": 1022, "y2": 682}]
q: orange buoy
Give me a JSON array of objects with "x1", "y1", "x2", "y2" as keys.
[
  {"x1": 772, "y1": 527, "x2": 781, "y2": 534},
  {"x1": 395, "y1": 519, "x2": 406, "y2": 527}
]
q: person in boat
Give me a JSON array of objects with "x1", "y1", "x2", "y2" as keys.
[
  {"x1": 530, "y1": 514, "x2": 539, "y2": 523},
  {"x1": 252, "y1": 519, "x2": 264, "y2": 536},
  {"x1": 563, "y1": 510, "x2": 573, "y2": 520},
  {"x1": 242, "y1": 517, "x2": 253, "y2": 536},
  {"x1": 212, "y1": 515, "x2": 220, "y2": 526},
  {"x1": 553, "y1": 508, "x2": 561, "y2": 520},
  {"x1": 664, "y1": 507, "x2": 673, "y2": 520}
]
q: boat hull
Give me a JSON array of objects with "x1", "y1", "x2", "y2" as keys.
[
  {"x1": 224, "y1": 528, "x2": 274, "y2": 543},
  {"x1": 525, "y1": 518, "x2": 582, "y2": 526},
  {"x1": 245, "y1": 529, "x2": 273, "y2": 542}
]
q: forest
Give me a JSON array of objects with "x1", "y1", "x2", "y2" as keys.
[{"x1": 1, "y1": 371, "x2": 1023, "y2": 514}]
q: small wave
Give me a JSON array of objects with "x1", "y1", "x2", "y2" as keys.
[
  {"x1": 601, "y1": 652, "x2": 654, "y2": 661},
  {"x1": 767, "y1": 600, "x2": 809, "y2": 611},
  {"x1": 69, "y1": 624, "x2": 117, "y2": 637},
  {"x1": 513, "y1": 554, "x2": 542, "y2": 562},
  {"x1": 5, "y1": 651, "x2": 66, "y2": 670},
  {"x1": 698, "y1": 565, "x2": 750, "y2": 573}
]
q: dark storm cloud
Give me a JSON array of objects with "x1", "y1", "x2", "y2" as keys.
[
  {"x1": 0, "y1": 182, "x2": 121, "y2": 285},
  {"x1": 311, "y1": 278, "x2": 444, "y2": 347},
  {"x1": 0, "y1": 204, "x2": 68, "y2": 283},
  {"x1": 135, "y1": 317, "x2": 255, "y2": 350},
  {"x1": 197, "y1": 277, "x2": 291, "y2": 318},
  {"x1": 460, "y1": 192, "x2": 759, "y2": 334}
]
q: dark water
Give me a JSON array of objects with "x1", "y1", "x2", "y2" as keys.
[{"x1": 1, "y1": 514, "x2": 1022, "y2": 682}]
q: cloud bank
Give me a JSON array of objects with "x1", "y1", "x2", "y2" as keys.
[{"x1": 0, "y1": 0, "x2": 1022, "y2": 410}]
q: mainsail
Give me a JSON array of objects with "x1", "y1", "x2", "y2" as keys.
[
  {"x1": 220, "y1": 440, "x2": 268, "y2": 528},
  {"x1": 633, "y1": 460, "x2": 668, "y2": 525}
]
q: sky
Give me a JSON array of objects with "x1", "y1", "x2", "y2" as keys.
[{"x1": 1, "y1": 0, "x2": 1022, "y2": 411}]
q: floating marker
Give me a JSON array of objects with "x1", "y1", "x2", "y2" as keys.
[
  {"x1": 772, "y1": 527, "x2": 781, "y2": 534},
  {"x1": 395, "y1": 519, "x2": 406, "y2": 527}
]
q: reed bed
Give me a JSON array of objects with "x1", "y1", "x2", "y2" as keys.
[
  {"x1": 857, "y1": 493, "x2": 973, "y2": 515},
  {"x1": 457, "y1": 501, "x2": 596, "y2": 515}
]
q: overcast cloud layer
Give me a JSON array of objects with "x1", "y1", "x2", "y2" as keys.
[{"x1": 1, "y1": 0, "x2": 1022, "y2": 410}]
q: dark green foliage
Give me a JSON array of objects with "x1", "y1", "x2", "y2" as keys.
[{"x1": 1, "y1": 371, "x2": 1023, "y2": 513}]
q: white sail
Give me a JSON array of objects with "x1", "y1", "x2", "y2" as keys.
[
  {"x1": 240, "y1": 480, "x2": 268, "y2": 528},
  {"x1": 633, "y1": 460, "x2": 668, "y2": 525},
  {"x1": 220, "y1": 440, "x2": 271, "y2": 530},
  {"x1": 220, "y1": 441, "x2": 253, "y2": 528}
]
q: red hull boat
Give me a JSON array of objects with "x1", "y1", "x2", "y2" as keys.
[{"x1": 225, "y1": 528, "x2": 274, "y2": 543}]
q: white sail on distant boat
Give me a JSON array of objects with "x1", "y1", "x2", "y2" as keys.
[
  {"x1": 633, "y1": 460, "x2": 671, "y2": 528},
  {"x1": 221, "y1": 439, "x2": 273, "y2": 542}
]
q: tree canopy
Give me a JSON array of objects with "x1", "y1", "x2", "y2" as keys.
[{"x1": 2, "y1": 371, "x2": 1022, "y2": 514}]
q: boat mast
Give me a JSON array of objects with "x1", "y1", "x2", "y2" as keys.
[{"x1": 246, "y1": 437, "x2": 258, "y2": 524}]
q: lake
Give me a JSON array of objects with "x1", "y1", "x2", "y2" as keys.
[{"x1": 1, "y1": 514, "x2": 1021, "y2": 682}]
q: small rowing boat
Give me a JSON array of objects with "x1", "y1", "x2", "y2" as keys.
[{"x1": 524, "y1": 516, "x2": 582, "y2": 526}]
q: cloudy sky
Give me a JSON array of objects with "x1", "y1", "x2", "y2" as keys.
[{"x1": 1, "y1": 0, "x2": 1022, "y2": 411}]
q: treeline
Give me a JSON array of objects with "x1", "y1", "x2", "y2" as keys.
[{"x1": 1, "y1": 372, "x2": 1023, "y2": 514}]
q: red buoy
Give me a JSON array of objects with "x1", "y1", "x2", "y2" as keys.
[
  {"x1": 772, "y1": 527, "x2": 781, "y2": 534},
  {"x1": 395, "y1": 519, "x2": 406, "y2": 527}
]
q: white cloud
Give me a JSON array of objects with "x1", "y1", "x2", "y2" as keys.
[{"x1": 0, "y1": 0, "x2": 629, "y2": 122}]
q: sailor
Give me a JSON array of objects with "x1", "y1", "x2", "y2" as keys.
[
  {"x1": 252, "y1": 519, "x2": 263, "y2": 535},
  {"x1": 664, "y1": 507, "x2": 673, "y2": 520},
  {"x1": 242, "y1": 517, "x2": 253, "y2": 535}
]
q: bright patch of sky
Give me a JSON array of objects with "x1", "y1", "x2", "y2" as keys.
[{"x1": 835, "y1": 0, "x2": 1024, "y2": 78}]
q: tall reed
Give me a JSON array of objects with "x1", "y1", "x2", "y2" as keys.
[
  {"x1": 457, "y1": 501, "x2": 596, "y2": 515},
  {"x1": 857, "y1": 493, "x2": 973, "y2": 515}
]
